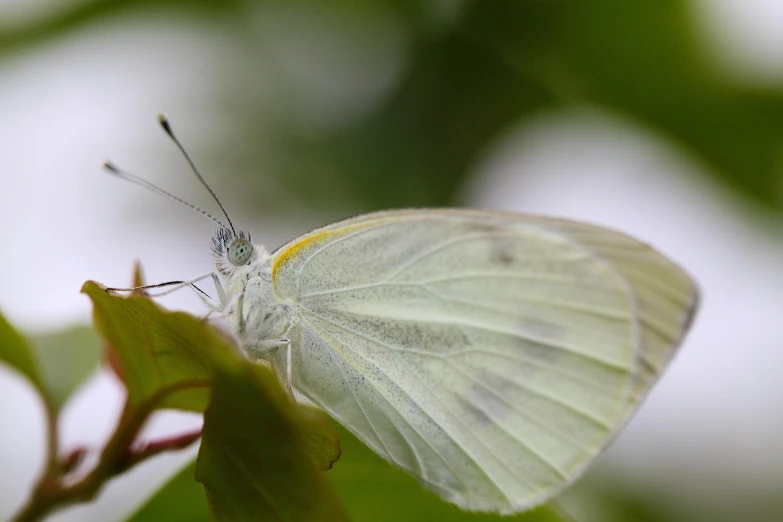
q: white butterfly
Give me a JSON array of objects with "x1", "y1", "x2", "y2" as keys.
[{"x1": 107, "y1": 117, "x2": 699, "y2": 514}]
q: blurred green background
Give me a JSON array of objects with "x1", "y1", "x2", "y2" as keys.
[{"x1": 1, "y1": 0, "x2": 782, "y2": 521}]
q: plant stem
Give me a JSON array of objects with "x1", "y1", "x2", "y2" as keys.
[{"x1": 11, "y1": 379, "x2": 210, "y2": 522}]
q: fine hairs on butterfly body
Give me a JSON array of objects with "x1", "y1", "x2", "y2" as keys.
[
  {"x1": 209, "y1": 232, "x2": 295, "y2": 386},
  {"x1": 105, "y1": 116, "x2": 699, "y2": 514}
]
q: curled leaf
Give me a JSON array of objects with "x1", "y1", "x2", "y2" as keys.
[
  {"x1": 0, "y1": 310, "x2": 44, "y2": 392},
  {"x1": 297, "y1": 406, "x2": 342, "y2": 471},
  {"x1": 82, "y1": 281, "x2": 238, "y2": 411},
  {"x1": 196, "y1": 361, "x2": 348, "y2": 522}
]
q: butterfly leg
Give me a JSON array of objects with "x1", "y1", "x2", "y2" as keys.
[
  {"x1": 244, "y1": 338, "x2": 294, "y2": 398},
  {"x1": 148, "y1": 280, "x2": 221, "y2": 310},
  {"x1": 110, "y1": 273, "x2": 223, "y2": 310},
  {"x1": 199, "y1": 308, "x2": 216, "y2": 324},
  {"x1": 211, "y1": 273, "x2": 228, "y2": 307},
  {"x1": 285, "y1": 338, "x2": 292, "y2": 396},
  {"x1": 189, "y1": 284, "x2": 221, "y2": 311},
  {"x1": 273, "y1": 338, "x2": 294, "y2": 398}
]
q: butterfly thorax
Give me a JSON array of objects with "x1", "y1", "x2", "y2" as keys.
[{"x1": 220, "y1": 244, "x2": 294, "y2": 357}]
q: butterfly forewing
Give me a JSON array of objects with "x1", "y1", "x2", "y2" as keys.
[{"x1": 269, "y1": 209, "x2": 698, "y2": 513}]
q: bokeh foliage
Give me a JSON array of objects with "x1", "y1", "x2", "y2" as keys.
[{"x1": 2, "y1": 0, "x2": 782, "y2": 216}]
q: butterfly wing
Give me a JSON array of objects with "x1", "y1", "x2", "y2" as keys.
[{"x1": 270, "y1": 209, "x2": 698, "y2": 513}]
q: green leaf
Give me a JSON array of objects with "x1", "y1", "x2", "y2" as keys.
[
  {"x1": 0, "y1": 314, "x2": 103, "y2": 411},
  {"x1": 126, "y1": 462, "x2": 209, "y2": 522},
  {"x1": 29, "y1": 325, "x2": 101, "y2": 409},
  {"x1": 297, "y1": 406, "x2": 342, "y2": 471},
  {"x1": 328, "y1": 424, "x2": 568, "y2": 522},
  {"x1": 81, "y1": 280, "x2": 234, "y2": 412},
  {"x1": 83, "y1": 279, "x2": 340, "y2": 463},
  {"x1": 0, "y1": 309, "x2": 44, "y2": 392},
  {"x1": 195, "y1": 360, "x2": 348, "y2": 522}
]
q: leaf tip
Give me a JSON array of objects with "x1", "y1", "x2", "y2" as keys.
[
  {"x1": 131, "y1": 261, "x2": 147, "y2": 294},
  {"x1": 80, "y1": 280, "x2": 106, "y2": 295}
]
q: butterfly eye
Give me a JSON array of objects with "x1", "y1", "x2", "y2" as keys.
[{"x1": 227, "y1": 238, "x2": 253, "y2": 266}]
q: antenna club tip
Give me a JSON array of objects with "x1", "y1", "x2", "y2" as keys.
[
  {"x1": 157, "y1": 114, "x2": 173, "y2": 134},
  {"x1": 102, "y1": 160, "x2": 118, "y2": 172}
]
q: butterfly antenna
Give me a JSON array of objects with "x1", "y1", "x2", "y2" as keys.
[
  {"x1": 157, "y1": 114, "x2": 237, "y2": 236},
  {"x1": 102, "y1": 161, "x2": 228, "y2": 230}
]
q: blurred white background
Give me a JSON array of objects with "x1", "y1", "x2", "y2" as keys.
[{"x1": 1, "y1": 1, "x2": 782, "y2": 520}]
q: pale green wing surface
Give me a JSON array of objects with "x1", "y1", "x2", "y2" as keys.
[
  {"x1": 537, "y1": 218, "x2": 699, "y2": 415},
  {"x1": 270, "y1": 210, "x2": 698, "y2": 513}
]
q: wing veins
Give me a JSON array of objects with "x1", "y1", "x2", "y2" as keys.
[
  {"x1": 382, "y1": 410, "x2": 428, "y2": 482},
  {"x1": 420, "y1": 271, "x2": 614, "y2": 289},
  {"x1": 294, "y1": 221, "x2": 399, "y2": 290},
  {"x1": 298, "y1": 315, "x2": 472, "y2": 495},
  {"x1": 339, "y1": 304, "x2": 632, "y2": 372},
  {"x1": 306, "y1": 310, "x2": 608, "y2": 491},
  {"x1": 383, "y1": 232, "x2": 528, "y2": 282},
  {"x1": 365, "y1": 343, "x2": 614, "y2": 431},
  {"x1": 303, "y1": 311, "x2": 535, "y2": 501},
  {"x1": 303, "y1": 281, "x2": 635, "y2": 336},
  {"x1": 413, "y1": 286, "x2": 628, "y2": 398},
  {"x1": 517, "y1": 296, "x2": 634, "y2": 323},
  {"x1": 599, "y1": 262, "x2": 693, "y2": 308},
  {"x1": 326, "y1": 338, "x2": 394, "y2": 463},
  {"x1": 323, "y1": 335, "x2": 617, "y2": 430},
  {"x1": 421, "y1": 288, "x2": 634, "y2": 370},
  {"x1": 452, "y1": 382, "x2": 571, "y2": 480},
  {"x1": 299, "y1": 281, "x2": 416, "y2": 300},
  {"x1": 636, "y1": 313, "x2": 685, "y2": 352},
  {"x1": 435, "y1": 354, "x2": 598, "y2": 458},
  {"x1": 446, "y1": 349, "x2": 621, "y2": 395},
  {"x1": 329, "y1": 304, "x2": 625, "y2": 396},
  {"x1": 328, "y1": 335, "x2": 582, "y2": 475}
]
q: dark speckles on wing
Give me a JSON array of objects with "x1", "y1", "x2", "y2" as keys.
[
  {"x1": 489, "y1": 237, "x2": 517, "y2": 267},
  {"x1": 261, "y1": 210, "x2": 699, "y2": 511}
]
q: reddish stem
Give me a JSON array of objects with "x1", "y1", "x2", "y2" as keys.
[{"x1": 121, "y1": 429, "x2": 203, "y2": 470}]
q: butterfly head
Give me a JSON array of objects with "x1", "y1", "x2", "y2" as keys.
[{"x1": 212, "y1": 227, "x2": 255, "y2": 275}]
